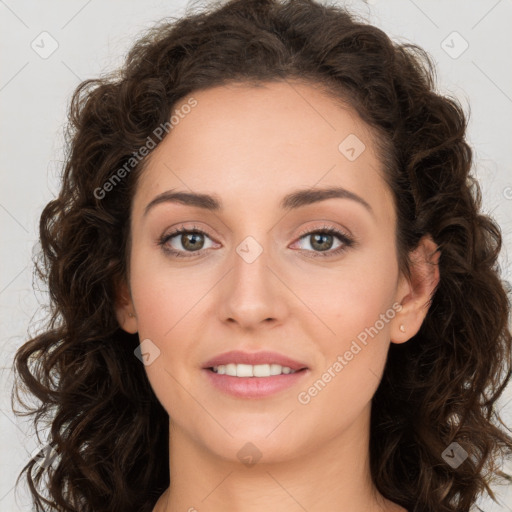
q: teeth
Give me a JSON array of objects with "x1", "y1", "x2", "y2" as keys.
[{"x1": 211, "y1": 363, "x2": 297, "y2": 377}]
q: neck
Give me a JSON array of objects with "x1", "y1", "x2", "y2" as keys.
[{"x1": 153, "y1": 404, "x2": 405, "y2": 512}]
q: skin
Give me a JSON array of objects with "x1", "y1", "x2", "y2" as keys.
[{"x1": 116, "y1": 80, "x2": 440, "y2": 512}]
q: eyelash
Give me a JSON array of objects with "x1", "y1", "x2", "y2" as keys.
[{"x1": 157, "y1": 224, "x2": 355, "y2": 259}]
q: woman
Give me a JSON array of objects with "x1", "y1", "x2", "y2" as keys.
[{"x1": 12, "y1": 0, "x2": 512, "y2": 511}]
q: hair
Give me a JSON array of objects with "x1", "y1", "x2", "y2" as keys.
[{"x1": 11, "y1": 0, "x2": 512, "y2": 511}]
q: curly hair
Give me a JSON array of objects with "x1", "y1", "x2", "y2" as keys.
[{"x1": 12, "y1": 0, "x2": 512, "y2": 511}]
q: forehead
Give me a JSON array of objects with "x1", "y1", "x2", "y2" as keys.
[
  {"x1": 134, "y1": 80, "x2": 393, "y2": 221},
  {"x1": 166, "y1": 80, "x2": 370, "y2": 157}
]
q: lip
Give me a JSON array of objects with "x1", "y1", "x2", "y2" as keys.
[
  {"x1": 202, "y1": 350, "x2": 309, "y2": 371},
  {"x1": 203, "y1": 367, "x2": 310, "y2": 399}
]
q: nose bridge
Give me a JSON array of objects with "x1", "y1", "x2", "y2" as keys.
[{"x1": 220, "y1": 230, "x2": 285, "y2": 327}]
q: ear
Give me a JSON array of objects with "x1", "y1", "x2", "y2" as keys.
[
  {"x1": 390, "y1": 234, "x2": 440, "y2": 344},
  {"x1": 114, "y1": 277, "x2": 138, "y2": 334}
]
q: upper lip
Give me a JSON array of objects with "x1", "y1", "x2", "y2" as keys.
[{"x1": 202, "y1": 350, "x2": 309, "y2": 371}]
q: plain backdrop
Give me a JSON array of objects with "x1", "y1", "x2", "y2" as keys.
[{"x1": 1, "y1": 0, "x2": 511, "y2": 510}]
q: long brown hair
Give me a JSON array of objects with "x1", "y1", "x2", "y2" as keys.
[{"x1": 12, "y1": 0, "x2": 512, "y2": 510}]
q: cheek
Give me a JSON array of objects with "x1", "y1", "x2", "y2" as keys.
[
  {"x1": 129, "y1": 247, "x2": 212, "y2": 340},
  {"x1": 293, "y1": 240, "x2": 398, "y2": 408},
  {"x1": 128, "y1": 248, "x2": 219, "y2": 396},
  {"x1": 297, "y1": 281, "x2": 396, "y2": 425},
  {"x1": 294, "y1": 239, "x2": 399, "y2": 343},
  {"x1": 128, "y1": 258, "x2": 201, "y2": 414}
]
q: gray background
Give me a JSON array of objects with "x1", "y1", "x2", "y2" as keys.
[{"x1": 1, "y1": 0, "x2": 511, "y2": 510}]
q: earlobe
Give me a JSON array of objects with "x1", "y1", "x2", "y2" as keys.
[
  {"x1": 114, "y1": 278, "x2": 138, "y2": 334},
  {"x1": 391, "y1": 234, "x2": 440, "y2": 344}
]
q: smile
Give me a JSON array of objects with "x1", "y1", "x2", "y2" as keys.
[{"x1": 210, "y1": 363, "x2": 298, "y2": 377}]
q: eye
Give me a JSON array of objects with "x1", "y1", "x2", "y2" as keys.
[
  {"x1": 292, "y1": 225, "x2": 355, "y2": 258},
  {"x1": 157, "y1": 224, "x2": 217, "y2": 258},
  {"x1": 157, "y1": 224, "x2": 355, "y2": 259}
]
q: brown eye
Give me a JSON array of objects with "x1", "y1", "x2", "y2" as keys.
[
  {"x1": 293, "y1": 226, "x2": 355, "y2": 258},
  {"x1": 158, "y1": 226, "x2": 216, "y2": 258},
  {"x1": 309, "y1": 232, "x2": 335, "y2": 252},
  {"x1": 180, "y1": 232, "x2": 205, "y2": 251}
]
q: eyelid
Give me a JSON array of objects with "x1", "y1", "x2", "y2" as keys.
[{"x1": 294, "y1": 223, "x2": 353, "y2": 242}]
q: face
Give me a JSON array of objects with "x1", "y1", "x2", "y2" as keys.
[{"x1": 118, "y1": 80, "x2": 413, "y2": 464}]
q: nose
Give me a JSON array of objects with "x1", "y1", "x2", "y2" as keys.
[{"x1": 218, "y1": 235, "x2": 289, "y2": 330}]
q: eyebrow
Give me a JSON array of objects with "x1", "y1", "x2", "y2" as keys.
[{"x1": 143, "y1": 186, "x2": 374, "y2": 217}]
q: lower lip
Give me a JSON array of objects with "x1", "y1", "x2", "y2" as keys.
[{"x1": 203, "y1": 368, "x2": 309, "y2": 399}]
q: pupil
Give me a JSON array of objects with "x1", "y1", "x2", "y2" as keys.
[
  {"x1": 183, "y1": 233, "x2": 203, "y2": 250},
  {"x1": 312, "y1": 233, "x2": 332, "y2": 251}
]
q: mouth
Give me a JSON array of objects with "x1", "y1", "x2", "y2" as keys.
[
  {"x1": 202, "y1": 350, "x2": 309, "y2": 373},
  {"x1": 201, "y1": 350, "x2": 310, "y2": 398},
  {"x1": 206, "y1": 363, "x2": 308, "y2": 377},
  {"x1": 203, "y1": 363, "x2": 309, "y2": 399}
]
